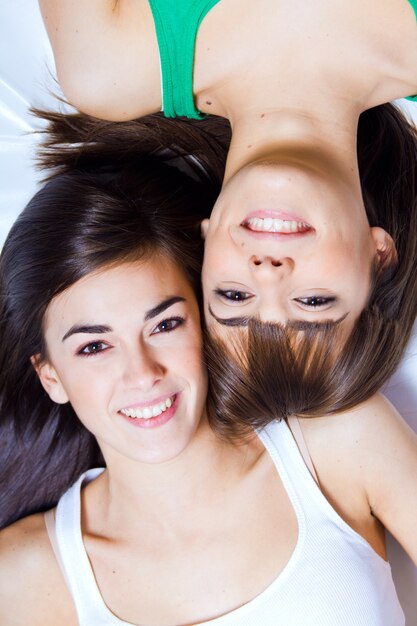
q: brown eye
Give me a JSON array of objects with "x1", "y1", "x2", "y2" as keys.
[
  {"x1": 295, "y1": 296, "x2": 336, "y2": 308},
  {"x1": 78, "y1": 341, "x2": 109, "y2": 356},
  {"x1": 215, "y1": 289, "x2": 253, "y2": 302},
  {"x1": 152, "y1": 317, "x2": 184, "y2": 334}
]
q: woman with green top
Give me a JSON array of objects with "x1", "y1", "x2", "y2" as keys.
[{"x1": 39, "y1": 0, "x2": 417, "y2": 421}]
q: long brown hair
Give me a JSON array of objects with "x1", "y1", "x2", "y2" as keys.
[{"x1": 206, "y1": 103, "x2": 417, "y2": 439}]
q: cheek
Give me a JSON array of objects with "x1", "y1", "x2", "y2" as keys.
[
  {"x1": 332, "y1": 241, "x2": 372, "y2": 284},
  {"x1": 55, "y1": 359, "x2": 115, "y2": 425},
  {"x1": 310, "y1": 239, "x2": 363, "y2": 273},
  {"x1": 203, "y1": 237, "x2": 244, "y2": 287},
  {"x1": 178, "y1": 335, "x2": 205, "y2": 377},
  {"x1": 308, "y1": 243, "x2": 372, "y2": 308},
  {"x1": 175, "y1": 332, "x2": 207, "y2": 399}
]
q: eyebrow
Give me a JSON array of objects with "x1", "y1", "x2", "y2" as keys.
[
  {"x1": 62, "y1": 324, "x2": 112, "y2": 342},
  {"x1": 286, "y1": 313, "x2": 348, "y2": 330},
  {"x1": 62, "y1": 296, "x2": 186, "y2": 341},
  {"x1": 144, "y1": 296, "x2": 186, "y2": 321},
  {"x1": 207, "y1": 305, "x2": 250, "y2": 327},
  {"x1": 207, "y1": 305, "x2": 348, "y2": 329}
]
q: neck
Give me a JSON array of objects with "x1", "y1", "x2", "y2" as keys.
[
  {"x1": 84, "y1": 418, "x2": 254, "y2": 537},
  {"x1": 224, "y1": 104, "x2": 362, "y2": 192}
]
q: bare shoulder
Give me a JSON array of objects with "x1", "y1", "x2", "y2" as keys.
[
  {"x1": 0, "y1": 512, "x2": 77, "y2": 625},
  {"x1": 300, "y1": 392, "x2": 417, "y2": 463},
  {"x1": 0, "y1": 513, "x2": 50, "y2": 587},
  {"x1": 299, "y1": 393, "x2": 417, "y2": 563}
]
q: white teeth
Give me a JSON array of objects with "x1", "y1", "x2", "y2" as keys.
[
  {"x1": 246, "y1": 217, "x2": 309, "y2": 233},
  {"x1": 120, "y1": 395, "x2": 174, "y2": 419}
]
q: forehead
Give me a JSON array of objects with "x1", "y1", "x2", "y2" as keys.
[{"x1": 44, "y1": 257, "x2": 192, "y2": 333}]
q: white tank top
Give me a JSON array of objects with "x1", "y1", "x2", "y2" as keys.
[{"x1": 48, "y1": 420, "x2": 405, "y2": 625}]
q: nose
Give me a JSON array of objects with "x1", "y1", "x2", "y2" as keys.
[
  {"x1": 249, "y1": 254, "x2": 294, "y2": 278},
  {"x1": 122, "y1": 343, "x2": 165, "y2": 391}
]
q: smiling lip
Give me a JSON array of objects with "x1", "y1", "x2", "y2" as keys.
[
  {"x1": 244, "y1": 210, "x2": 309, "y2": 223},
  {"x1": 241, "y1": 210, "x2": 314, "y2": 239},
  {"x1": 241, "y1": 228, "x2": 314, "y2": 241},
  {"x1": 119, "y1": 393, "x2": 177, "y2": 412},
  {"x1": 118, "y1": 394, "x2": 179, "y2": 429}
]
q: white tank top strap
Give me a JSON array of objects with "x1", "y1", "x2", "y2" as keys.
[
  {"x1": 258, "y1": 419, "x2": 354, "y2": 528},
  {"x1": 44, "y1": 508, "x2": 58, "y2": 556},
  {"x1": 54, "y1": 468, "x2": 132, "y2": 626},
  {"x1": 257, "y1": 419, "x2": 321, "y2": 506},
  {"x1": 44, "y1": 508, "x2": 74, "y2": 592},
  {"x1": 259, "y1": 419, "x2": 400, "y2": 562},
  {"x1": 286, "y1": 415, "x2": 319, "y2": 484}
]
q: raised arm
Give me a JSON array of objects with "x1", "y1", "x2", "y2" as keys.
[{"x1": 39, "y1": 0, "x2": 161, "y2": 120}]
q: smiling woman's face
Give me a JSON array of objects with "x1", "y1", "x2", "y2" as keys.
[
  {"x1": 202, "y1": 161, "x2": 395, "y2": 339},
  {"x1": 34, "y1": 256, "x2": 208, "y2": 465}
]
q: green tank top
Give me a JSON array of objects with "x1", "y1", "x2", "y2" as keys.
[
  {"x1": 149, "y1": 0, "x2": 417, "y2": 111},
  {"x1": 406, "y1": 0, "x2": 417, "y2": 101},
  {"x1": 148, "y1": 0, "x2": 220, "y2": 119}
]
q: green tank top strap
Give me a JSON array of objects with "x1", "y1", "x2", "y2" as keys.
[
  {"x1": 407, "y1": 0, "x2": 417, "y2": 19},
  {"x1": 406, "y1": 0, "x2": 417, "y2": 100},
  {"x1": 148, "y1": 0, "x2": 221, "y2": 119}
]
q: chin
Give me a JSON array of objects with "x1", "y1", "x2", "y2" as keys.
[
  {"x1": 135, "y1": 421, "x2": 200, "y2": 465},
  {"x1": 135, "y1": 439, "x2": 194, "y2": 465}
]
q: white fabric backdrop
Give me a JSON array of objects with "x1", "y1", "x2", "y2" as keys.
[
  {"x1": 0, "y1": 1, "x2": 61, "y2": 242},
  {"x1": 1, "y1": 2, "x2": 416, "y2": 623}
]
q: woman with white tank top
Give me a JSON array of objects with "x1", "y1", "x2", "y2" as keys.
[{"x1": 0, "y1": 115, "x2": 416, "y2": 626}]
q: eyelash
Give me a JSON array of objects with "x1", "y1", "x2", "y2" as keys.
[
  {"x1": 215, "y1": 290, "x2": 335, "y2": 310},
  {"x1": 151, "y1": 316, "x2": 185, "y2": 334},
  {"x1": 77, "y1": 317, "x2": 185, "y2": 357},
  {"x1": 78, "y1": 341, "x2": 110, "y2": 357},
  {"x1": 215, "y1": 289, "x2": 253, "y2": 303},
  {"x1": 294, "y1": 296, "x2": 336, "y2": 308}
]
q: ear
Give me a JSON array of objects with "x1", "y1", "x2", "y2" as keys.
[
  {"x1": 30, "y1": 355, "x2": 69, "y2": 404},
  {"x1": 370, "y1": 227, "x2": 397, "y2": 273},
  {"x1": 200, "y1": 218, "x2": 210, "y2": 240}
]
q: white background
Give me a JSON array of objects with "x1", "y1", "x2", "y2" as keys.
[{"x1": 0, "y1": 2, "x2": 416, "y2": 623}]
